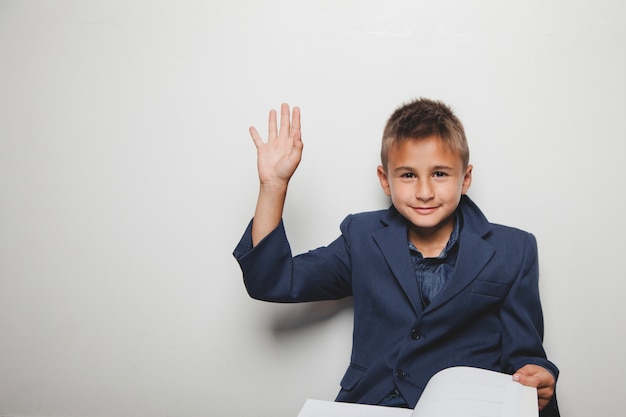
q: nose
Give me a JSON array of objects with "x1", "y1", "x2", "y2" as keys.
[{"x1": 415, "y1": 178, "x2": 434, "y2": 201}]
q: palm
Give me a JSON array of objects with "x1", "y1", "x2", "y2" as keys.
[{"x1": 250, "y1": 104, "x2": 303, "y2": 186}]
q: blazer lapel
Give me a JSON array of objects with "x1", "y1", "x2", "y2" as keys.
[
  {"x1": 372, "y1": 209, "x2": 423, "y2": 315},
  {"x1": 426, "y1": 231, "x2": 495, "y2": 312}
]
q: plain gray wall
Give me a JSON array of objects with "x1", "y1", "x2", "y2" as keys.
[{"x1": 1, "y1": 1, "x2": 625, "y2": 416}]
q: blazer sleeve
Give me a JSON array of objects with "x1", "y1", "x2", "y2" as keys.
[
  {"x1": 499, "y1": 232, "x2": 560, "y2": 416},
  {"x1": 233, "y1": 218, "x2": 353, "y2": 302}
]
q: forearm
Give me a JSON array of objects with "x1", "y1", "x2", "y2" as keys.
[{"x1": 251, "y1": 182, "x2": 288, "y2": 246}]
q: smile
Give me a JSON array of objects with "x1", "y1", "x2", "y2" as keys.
[{"x1": 412, "y1": 207, "x2": 438, "y2": 215}]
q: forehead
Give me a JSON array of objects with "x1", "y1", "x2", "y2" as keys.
[{"x1": 386, "y1": 136, "x2": 464, "y2": 167}]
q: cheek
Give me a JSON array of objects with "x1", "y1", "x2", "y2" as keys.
[
  {"x1": 449, "y1": 183, "x2": 466, "y2": 199},
  {"x1": 432, "y1": 183, "x2": 459, "y2": 201},
  {"x1": 389, "y1": 183, "x2": 412, "y2": 200}
]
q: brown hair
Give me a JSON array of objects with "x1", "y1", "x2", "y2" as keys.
[{"x1": 381, "y1": 98, "x2": 469, "y2": 170}]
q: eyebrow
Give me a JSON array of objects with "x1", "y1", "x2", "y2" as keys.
[
  {"x1": 392, "y1": 166, "x2": 415, "y2": 174},
  {"x1": 393, "y1": 165, "x2": 454, "y2": 173}
]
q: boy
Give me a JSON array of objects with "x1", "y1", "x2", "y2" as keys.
[{"x1": 233, "y1": 99, "x2": 559, "y2": 416}]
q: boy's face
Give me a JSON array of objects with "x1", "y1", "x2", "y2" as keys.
[{"x1": 377, "y1": 135, "x2": 472, "y2": 243}]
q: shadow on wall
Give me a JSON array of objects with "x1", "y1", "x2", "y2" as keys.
[{"x1": 270, "y1": 298, "x2": 354, "y2": 337}]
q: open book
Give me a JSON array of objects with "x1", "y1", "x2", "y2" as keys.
[{"x1": 297, "y1": 366, "x2": 538, "y2": 417}]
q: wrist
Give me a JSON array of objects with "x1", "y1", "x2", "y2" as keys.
[{"x1": 259, "y1": 179, "x2": 289, "y2": 194}]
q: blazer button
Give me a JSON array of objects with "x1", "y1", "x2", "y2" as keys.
[
  {"x1": 395, "y1": 369, "x2": 406, "y2": 379},
  {"x1": 410, "y1": 328, "x2": 421, "y2": 340}
]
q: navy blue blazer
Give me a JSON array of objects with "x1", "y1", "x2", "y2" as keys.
[{"x1": 234, "y1": 195, "x2": 559, "y2": 416}]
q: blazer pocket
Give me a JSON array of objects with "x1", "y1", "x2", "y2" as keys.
[
  {"x1": 340, "y1": 363, "x2": 367, "y2": 391},
  {"x1": 471, "y1": 280, "x2": 509, "y2": 299}
]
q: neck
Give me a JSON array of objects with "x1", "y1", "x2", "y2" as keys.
[{"x1": 408, "y1": 216, "x2": 455, "y2": 258}]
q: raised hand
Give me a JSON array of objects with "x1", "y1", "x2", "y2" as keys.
[
  {"x1": 249, "y1": 103, "x2": 303, "y2": 245},
  {"x1": 249, "y1": 103, "x2": 303, "y2": 189}
]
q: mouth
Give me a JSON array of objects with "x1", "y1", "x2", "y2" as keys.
[{"x1": 412, "y1": 206, "x2": 437, "y2": 215}]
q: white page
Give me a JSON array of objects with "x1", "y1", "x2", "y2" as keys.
[
  {"x1": 410, "y1": 367, "x2": 538, "y2": 417},
  {"x1": 297, "y1": 399, "x2": 412, "y2": 417}
]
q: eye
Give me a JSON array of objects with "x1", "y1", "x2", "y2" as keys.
[
  {"x1": 433, "y1": 171, "x2": 448, "y2": 178},
  {"x1": 401, "y1": 172, "x2": 416, "y2": 178}
]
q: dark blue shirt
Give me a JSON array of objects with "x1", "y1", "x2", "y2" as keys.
[{"x1": 408, "y1": 213, "x2": 461, "y2": 307}]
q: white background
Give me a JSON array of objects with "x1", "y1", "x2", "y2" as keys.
[{"x1": 1, "y1": 1, "x2": 625, "y2": 416}]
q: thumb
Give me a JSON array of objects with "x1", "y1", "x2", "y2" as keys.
[{"x1": 512, "y1": 368, "x2": 539, "y2": 388}]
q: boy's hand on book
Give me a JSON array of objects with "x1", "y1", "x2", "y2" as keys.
[
  {"x1": 249, "y1": 103, "x2": 303, "y2": 190},
  {"x1": 512, "y1": 364, "x2": 555, "y2": 411}
]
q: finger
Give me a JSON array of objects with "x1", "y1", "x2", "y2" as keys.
[
  {"x1": 249, "y1": 126, "x2": 264, "y2": 148},
  {"x1": 512, "y1": 372, "x2": 538, "y2": 387},
  {"x1": 291, "y1": 106, "x2": 301, "y2": 135},
  {"x1": 293, "y1": 129, "x2": 304, "y2": 151},
  {"x1": 278, "y1": 103, "x2": 290, "y2": 139},
  {"x1": 513, "y1": 373, "x2": 554, "y2": 399},
  {"x1": 537, "y1": 387, "x2": 553, "y2": 410},
  {"x1": 513, "y1": 365, "x2": 553, "y2": 388},
  {"x1": 512, "y1": 374, "x2": 523, "y2": 385},
  {"x1": 268, "y1": 109, "x2": 278, "y2": 141}
]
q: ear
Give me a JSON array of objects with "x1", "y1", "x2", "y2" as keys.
[
  {"x1": 461, "y1": 164, "x2": 473, "y2": 195},
  {"x1": 377, "y1": 165, "x2": 392, "y2": 196}
]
